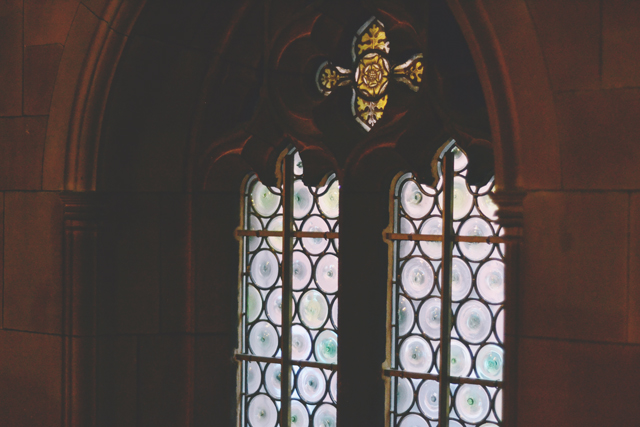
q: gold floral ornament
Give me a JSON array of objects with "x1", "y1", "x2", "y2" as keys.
[{"x1": 316, "y1": 17, "x2": 424, "y2": 131}]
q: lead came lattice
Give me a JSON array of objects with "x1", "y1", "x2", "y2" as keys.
[{"x1": 387, "y1": 143, "x2": 504, "y2": 427}]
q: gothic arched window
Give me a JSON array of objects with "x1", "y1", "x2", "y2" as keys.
[
  {"x1": 236, "y1": 151, "x2": 340, "y2": 427},
  {"x1": 386, "y1": 142, "x2": 504, "y2": 427}
]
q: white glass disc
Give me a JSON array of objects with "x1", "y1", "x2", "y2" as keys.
[
  {"x1": 314, "y1": 330, "x2": 338, "y2": 364},
  {"x1": 248, "y1": 394, "x2": 277, "y2": 427},
  {"x1": 331, "y1": 298, "x2": 338, "y2": 328},
  {"x1": 266, "y1": 216, "x2": 283, "y2": 252},
  {"x1": 417, "y1": 379, "x2": 439, "y2": 419},
  {"x1": 301, "y1": 216, "x2": 330, "y2": 255},
  {"x1": 292, "y1": 251, "x2": 312, "y2": 290},
  {"x1": 496, "y1": 310, "x2": 504, "y2": 343},
  {"x1": 456, "y1": 300, "x2": 492, "y2": 344},
  {"x1": 264, "y1": 364, "x2": 282, "y2": 398},
  {"x1": 477, "y1": 260, "x2": 505, "y2": 304},
  {"x1": 318, "y1": 180, "x2": 340, "y2": 219},
  {"x1": 436, "y1": 339, "x2": 472, "y2": 377},
  {"x1": 476, "y1": 344, "x2": 504, "y2": 381},
  {"x1": 246, "y1": 285, "x2": 262, "y2": 323},
  {"x1": 401, "y1": 180, "x2": 434, "y2": 219},
  {"x1": 266, "y1": 288, "x2": 282, "y2": 325},
  {"x1": 291, "y1": 400, "x2": 309, "y2": 427},
  {"x1": 294, "y1": 180, "x2": 313, "y2": 219},
  {"x1": 246, "y1": 361, "x2": 261, "y2": 395},
  {"x1": 330, "y1": 372, "x2": 337, "y2": 402},
  {"x1": 249, "y1": 321, "x2": 278, "y2": 356},
  {"x1": 419, "y1": 217, "x2": 442, "y2": 259},
  {"x1": 401, "y1": 258, "x2": 434, "y2": 299},
  {"x1": 459, "y1": 217, "x2": 494, "y2": 261},
  {"x1": 451, "y1": 258, "x2": 472, "y2": 301},
  {"x1": 252, "y1": 182, "x2": 280, "y2": 217},
  {"x1": 399, "y1": 217, "x2": 415, "y2": 258},
  {"x1": 455, "y1": 384, "x2": 490, "y2": 423},
  {"x1": 250, "y1": 250, "x2": 279, "y2": 289},
  {"x1": 292, "y1": 324, "x2": 312, "y2": 360},
  {"x1": 299, "y1": 290, "x2": 329, "y2": 329},
  {"x1": 248, "y1": 215, "x2": 262, "y2": 252},
  {"x1": 298, "y1": 367, "x2": 326, "y2": 403},
  {"x1": 313, "y1": 404, "x2": 336, "y2": 427},
  {"x1": 316, "y1": 254, "x2": 338, "y2": 293},
  {"x1": 478, "y1": 193, "x2": 498, "y2": 220},
  {"x1": 418, "y1": 297, "x2": 441, "y2": 339},
  {"x1": 399, "y1": 414, "x2": 429, "y2": 427},
  {"x1": 495, "y1": 389, "x2": 503, "y2": 421},
  {"x1": 399, "y1": 335, "x2": 433, "y2": 373},
  {"x1": 398, "y1": 296, "x2": 415, "y2": 336},
  {"x1": 396, "y1": 377, "x2": 413, "y2": 414}
]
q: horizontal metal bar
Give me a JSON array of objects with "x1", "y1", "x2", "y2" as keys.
[
  {"x1": 383, "y1": 369, "x2": 502, "y2": 388},
  {"x1": 385, "y1": 232, "x2": 508, "y2": 244},
  {"x1": 236, "y1": 229, "x2": 339, "y2": 239},
  {"x1": 234, "y1": 353, "x2": 337, "y2": 371}
]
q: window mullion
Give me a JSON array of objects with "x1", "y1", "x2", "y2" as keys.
[
  {"x1": 280, "y1": 153, "x2": 295, "y2": 427},
  {"x1": 438, "y1": 150, "x2": 455, "y2": 426}
]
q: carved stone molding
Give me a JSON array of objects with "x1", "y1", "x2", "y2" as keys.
[{"x1": 491, "y1": 189, "x2": 526, "y2": 232}]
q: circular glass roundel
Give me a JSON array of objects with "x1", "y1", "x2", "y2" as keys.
[
  {"x1": 266, "y1": 288, "x2": 283, "y2": 325},
  {"x1": 314, "y1": 330, "x2": 338, "y2": 364},
  {"x1": 246, "y1": 285, "x2": 262, "y2": 323},
  {"x1": 331, "y1": 298, "x2": 338, "y2": 328},
  {"x1": 293, "y1": 180, "x2": 313, "y2": 219},
  {"x1": 318, "y1": 180, "x2": 340, "y2": 219},
  {"x1": 459, "y1": 217, "x2": 494, "y2": 261},
  {"x1": 450, "y1": 420, "x2": 464, "y2": 427},
  {"x1": 248, "y1": 394, "x2": 277, "y2": 427},
  {"x1": 313, "y1": 404, "x2": 336, "y2": 427},
  {"x1": 451, "y1": 258, "x2": 473, "y2": 301},
  {"x1": 476, "y1": 344, "x2": 504, "y2": 381},
  {"x1": 399, "y1": 414, "x2": 429, "y2": 427},
  {"x1": 419, "y1": 217, "x2": 442, "y2": 259},
  {"x1": 299, "y1": 290, "x2": 329, "y2": 329},
  {"x1": 301, "y1": 216, "x2": 330, "y2": 255},
  {"x1": 293, "y1": 152, "x2": 304, "y2": 176},
  {"x1": 495, "y1": 389, "x2": 503, "y2": 421},
  {"x1": 455, "y1": 384, "x2": 490, "y2": 423},
  {"x1": 264, "y1": 364, "x2": 282, "y2": 398},
  {"x1": 418, "y1": 297, "x2": 441, "y2": 339},
  {"x1": 453, "y1": 146, "x2": 469, "y2": 171},
  {"x1": 480, "y1": 424, "x2": 499, "y2": 427},
  {"x1": 438, "y1": 176, "x2": 473, "y2": 220},
  {"x1": 401, "y1": 180, "x2": 434, "y2": 219},
  {"x1": 292, "y1": 251, "x2": 312, "y2": 290},
  {"x1": 477, "y1": 260, "x2": 505, "y2": 304},
  {"x1": 396, "y1": 377, "x2": 413, "y2": 414},
  {"x1": 248, "y1": 215, "x2": 262, "y2": 252},
  {"x1": 449, "y1": 340, "x2": 472, "y2": 377},
  {"x1": 478, "y1": 193, "x2": 498, "y2": 220},
  {"x1": 417, "y1": 379, "x2": 439, "y2": 419},
  {"x1": 456, "y1": 300, "x2": 492, "y2": 344},
  {"x1": 399, "y1": 218, "x2": 415, "y2": 258},
  {"x1": 291, "y1": 400, "x2": 310, "y2": 427},
  {"x1": 252, "y1": 182, "x2": 281, "y2": 217},
  {"x1": 398, "y1": 296, "x2": 415, "y2": 336},
  {"x1": 298, "y1": 367, "x2": 326, "y2": 403},
  {"x1": 266, "y1": 216, "x2": 283, "y2": 252},
  {"x1": 249, "y1": 321, "x2": 279, "y2": 357},
  {"x1": 250, "y1": 250, "x2": 279, "y2": 289},
  {"x1": 496, "y1": 309, "x2": 504, "y2": 343},
  {"x1": 316, "y1": 254, "x2": 338, "y2": 293},
  {"x1": 399, "y1": 335, "x2": 433, "y2": 373},
  {"x1": 330, "y1": 372, "x2": 337, "y2": 402},
  {"x1": 246, "y1": 361, "x2": 261, "y2": 395},
  {"x1": 401, "y1": 258, "x2": 434, "y2": 299},
  {"x1": 291, "y1": 324, "x2": 312, "y2": 360}
]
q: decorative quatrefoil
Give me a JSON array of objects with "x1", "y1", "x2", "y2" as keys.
[{"x1": 316, "y1": 17, "x2": 424, "y2": 131}]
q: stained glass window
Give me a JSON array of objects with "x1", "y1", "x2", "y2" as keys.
[
  {"x1": 236, "y1": 151, "x2": 340, "y2": 427},
  {"x1": 386, "y1": 142, "x2": 504, "y2": 427}
]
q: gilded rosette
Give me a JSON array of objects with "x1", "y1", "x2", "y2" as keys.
[{"x1": 355, "y1": 52, "x2": 390, "y2": 98}]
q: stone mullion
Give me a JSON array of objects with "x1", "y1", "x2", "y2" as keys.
[
  {"x1": 492, "y1": 190, "x2": 526, "y2": 427},
  {"x1": 60, "y1": 193, "x2": 103, "y2": 427}
]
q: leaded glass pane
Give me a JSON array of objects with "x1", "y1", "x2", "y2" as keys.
[
  {"x1": 239, "y1": 152, "x2": 339, "y2": 427},
  {"x1": 389, "y1": 144, "x2": 504, "y2": 427}
]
